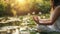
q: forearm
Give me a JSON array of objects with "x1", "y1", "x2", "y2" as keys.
[
  {"x1": 38, "y1": 19, "x2": 53, "y2": 25},
  {"x1": 38, "y1": 22, "x2": 53, "y2": 25},
  {"x1": 38, "y1": 6, "x2": 60, "y2": 25}
]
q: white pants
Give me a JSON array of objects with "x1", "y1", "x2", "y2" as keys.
[{"x1": 37, "y1": 24, "x2": 57, "y2": 32}]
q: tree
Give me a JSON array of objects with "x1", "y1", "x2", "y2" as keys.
[
  {"x1": 0, "y1": 0, "x2": 7, "y2": 17},
  {"x1": 35, "y1": 0, "x2": 51, "y2": 14},
  {"x1": 0, "y1": 0, "x2": 14, "y2": 17},
  {"x1": 30, "y1": 0, "x2": 51, "y2": 14}
]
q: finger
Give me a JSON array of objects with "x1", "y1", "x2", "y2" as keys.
[
  {"x1": 33, "y1": 16, "x2": 39, "y2": 22},
  {"x1": 33, "y1": 16, "x2": 38, "y2": 20}
]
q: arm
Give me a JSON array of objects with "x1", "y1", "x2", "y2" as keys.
[
  {"x1": 33, "y1": 6, "x2": 60, "y2": 25},
  {"x1": 40, "y1": 6, "x2": 60, "y2": 25}
]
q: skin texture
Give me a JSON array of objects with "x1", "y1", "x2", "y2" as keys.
[{"x1": 33, "y1": 6, "x2": 60, "y2": 25}]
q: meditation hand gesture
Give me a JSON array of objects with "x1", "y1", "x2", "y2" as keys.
[
  {"x1": 33, "y1": 16, "x2": 40, "y2": 24},
  {"x1": 33, "y1": 16, "x2": 52, "y2": 25}
]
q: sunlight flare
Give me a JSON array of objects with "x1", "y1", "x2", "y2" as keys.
[{"x1": 17, "y1": 0, "x2": 26, "y2": 4}]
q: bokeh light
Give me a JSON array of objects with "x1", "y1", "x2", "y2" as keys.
[{"x1": 17, "y1": 0, "x2": 26, "y2": 4}]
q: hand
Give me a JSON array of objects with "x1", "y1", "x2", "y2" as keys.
[
  {"x1": 33, "y1": 16, "x2": 40, "y2": 24},
  {"x1": 33, "y1": 16, "x2": 51, "y2": 24}
]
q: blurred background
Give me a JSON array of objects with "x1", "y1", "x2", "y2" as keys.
[{"x1": 0, "y1": 0, "x2": 51, "y2": 34}]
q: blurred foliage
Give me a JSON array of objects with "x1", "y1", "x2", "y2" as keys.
[
  {"x1": 35, "y1": 0, "x2": 51, "y2": 14},
  {"x1": 0, "y1": 0, "x2": 51, "y2": 34},
  {"x1": 0, "y1": 14, "x2": 50, "y2": 27},
  {"x1": 0, "y1": 0, "x2": 50, "y2": 28},
  {"x1": 0, "y1": 0, "x2": 6, "y2": 17},
  {"x1": 0, "y1": 0, "x2": 14, "y2": 17},
  {"x1": 38, "y1": 14, "x2": 50, "y2": 19},
  {"x1": 0, "y1": 0, "x2": 50, "y2": 16}
]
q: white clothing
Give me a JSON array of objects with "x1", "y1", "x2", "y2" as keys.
[
  {"x1": 37, "y1": 12, "x2": 60, "y2": 32},
  {"x1": 37, "y1": 18, "x2": 60, "y2": 32}
]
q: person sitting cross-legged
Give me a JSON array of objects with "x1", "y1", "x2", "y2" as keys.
[{"x1": 33, "y1": 0, "x2": 60, "y2": 34}]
